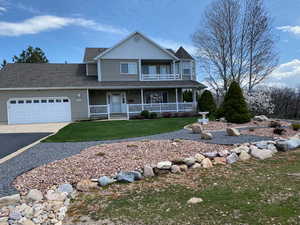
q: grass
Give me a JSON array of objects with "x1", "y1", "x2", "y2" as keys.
[
  {"x1": 44, "y1": 117, "x2": 197, "y2": 142},
  {"x1": 67, "y1": 150, "x2": 300, "y2": 225}
]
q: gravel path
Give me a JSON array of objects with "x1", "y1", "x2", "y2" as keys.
[{"x1": 0, "y1": 128, "x2": 272, "y2": 197}]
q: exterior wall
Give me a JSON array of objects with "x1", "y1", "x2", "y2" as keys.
[
  {"x1": 87, "y1": 63, "x2": 97, "y2": 76},
  {"x1": 102, "y1": 33, "x2": 174, "y2": 60},
  {"x1": 89, "y1": 88, "x2": 181, "y2": 105},
  {"x1": 0, "y1": 89, "x2": 89, "y2": 123},
  {"x1": 101, "y1": 59, "x2": 139, "y2": 81}
]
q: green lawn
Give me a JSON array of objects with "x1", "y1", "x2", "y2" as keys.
[
  {"x1": 67, "y1": 150, "x2": 300, "y2": 225},
  {"x1": 44, "y1": 117, "x2": 197, "y2": 142}
]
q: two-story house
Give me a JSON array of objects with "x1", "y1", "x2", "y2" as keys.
[{"x1": 0, "y1": 32, "x2": 205, "y2": 124}]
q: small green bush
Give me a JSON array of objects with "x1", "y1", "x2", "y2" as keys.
[
  {"x1": 149, "y1": 112, "x2": 158, "y2": 119},
  {"x1": 215, "y1": 105, "x2": 225, "y2": 119},
  {"x1": 198, "y1": 90, "x2": 217, "y2": 116},
  {"x1": 140, "y1": 110, "x2": 150, "y2": 119},
  {"x1": 223, "y1": 81, "x2": 251, "y2": 124},
  {"x1": 292, "y1": 123, "x2": 300, "y2": 131}
]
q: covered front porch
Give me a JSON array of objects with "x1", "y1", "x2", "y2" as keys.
[{"x1": 88, "y1": 88, "x2": 197, "y2": 119}]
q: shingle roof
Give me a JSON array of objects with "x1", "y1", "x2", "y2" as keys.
[
  {"x1": 175, "y1": 47, "x2": 194, "y2": 60},
  {"x1": 0, "y1": 63, "x2": 205, "y2": 89},
  {"x1": 83, "y1": 48, "x2": 108, "y2": 62}
]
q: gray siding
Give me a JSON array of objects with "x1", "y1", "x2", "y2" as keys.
[
  {"x1": 87, "y1": 63, "x2": 97, "y2": 76},
  {"x1": 0, "y1": 89, "x2": 89, "y2": 123},
  {"x1": 101, "y1": 59, "x2": 139, "y2": 81}
]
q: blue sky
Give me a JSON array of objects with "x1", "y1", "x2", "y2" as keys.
[{"x1": 0, "y1": 0, "x2": 300, "y2": 87}]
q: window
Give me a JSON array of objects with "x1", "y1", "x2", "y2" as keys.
[
  {"x1": 26, "y1": 100, "x2": 32, "y2": 104},
  {"x1": 18, "y1": 100, "x2": 24, "y2": 104},
  {"x1": 120, "y1": 62, "x2": 137, "y2": 74},
  {"x1": 33, "y1": 100, "x2": 39, "y2": 103},
  {"x1": 41, "y1": 100, "x2": 47, "y2": 103},
  {"x1": 145, "y1": 91, "x2": 168, "y2": 104},
  {"x1": 63, "y1": 99, "x2": 69, "y2": 102},
  {"x1": 56, "y1": 99, "x2": 62, "y2": 103},
  {"x1": 182, "y1": 61, "x2": 191, "y2": 75},
  {"x1": 49, "y1": 99, "x2": 54, "y2": 103},
  {"x1": 10, "y1": 100, "x2": 16, "y2": 104}
]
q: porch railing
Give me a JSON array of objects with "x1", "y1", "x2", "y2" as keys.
[
  {"x1": 141, "y1": 73, "x2": 181, "y2": 81},
  {"x1": 89, "y1": 102, "x2": 194, "y2": 118}
]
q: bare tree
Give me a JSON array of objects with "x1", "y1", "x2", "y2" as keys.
[{"x1": 193, "y1": 0, "x2": 278, "y2": 94}]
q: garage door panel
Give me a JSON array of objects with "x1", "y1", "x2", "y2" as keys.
[{"x1": 8, "y1": 98, "x2": 71, "y2": 124}]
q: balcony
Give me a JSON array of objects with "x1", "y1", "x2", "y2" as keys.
[{"x1": 141, "y1": 73, "x2": 181, "y2": 81}]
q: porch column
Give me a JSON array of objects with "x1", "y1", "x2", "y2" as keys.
[
  {"x1": 175, "y1": 88, "x2": 179, "y2": 112},
  {"x1": 192, "y1": 88, "x2": 197, "y2": 111},
  {"x1": 141, "y1": 89, "x2": 144, "y2": 111},
  {"x1": 139, "y1": 59, "x2": 142, "y2": 81},
  {"x1": 87, "y1": 89, "x2": 90, "y2": 118}
]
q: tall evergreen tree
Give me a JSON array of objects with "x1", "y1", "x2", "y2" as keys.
[
  {"x1": 0, "y1": 59, "x2": 7, "y2": 69},
  {"x1": 13, "y1": 46, "x2": 49, "y2": 63},
  {"x1": 223, "y1": 81, "x2": 251, "y2": 123},
  {"x1": 198, "y1": 90, "x2": 217, "y2": 115}
]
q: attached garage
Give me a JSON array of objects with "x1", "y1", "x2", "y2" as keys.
[{"x1": 7, "y1": 97, "x2": 72, "y2": 124}]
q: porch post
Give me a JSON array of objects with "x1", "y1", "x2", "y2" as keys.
[
  {"x1": 192, "y1": 88, "x2": 197, "y2": 111},
  {"x1": 139, "y1": 58, "x2": 142, "y2": 81},
  {"x1": 141, "y1": 89, "x2": 144, "y2": 111},
  {"x1": 175, "y1": 88, "x2": 179, "y2": 112},
  {"x1": 173, "y1": 60, "x2": 176, "y2": 76},
  {"x1": 87, "y1": 89, "x2": 90, "y2": 118}
]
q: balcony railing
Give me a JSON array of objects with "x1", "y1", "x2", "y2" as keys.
[{"x1": 141, "y1": 73, "x2": 181, "y2": 81}]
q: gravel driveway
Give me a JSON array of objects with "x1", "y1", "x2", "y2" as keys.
[{"x1": 0, "y1": 128, "x2": 272, "y2": 197}]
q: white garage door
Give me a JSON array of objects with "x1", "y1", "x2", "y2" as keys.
[{"x1": 7, "y1": 97, "x2": 71, "y2": 124}]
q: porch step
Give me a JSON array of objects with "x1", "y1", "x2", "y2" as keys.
[{"x1": 109, "y1": 113, "x2": 128, "y2": 120}]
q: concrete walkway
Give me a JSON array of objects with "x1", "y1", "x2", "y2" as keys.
[
  {"x1": 0, "y1": 128, "x2": 272, "y2": 197},
  {"x1": 0, "y1": 122, "x2": 69, "y2": 134}
]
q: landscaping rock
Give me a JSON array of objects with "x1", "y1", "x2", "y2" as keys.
[
  {"x1": 250, "y1": 148, "x2": 273, "y2": 160},
  {"x1": 239, "y1": 151, "x2": 251, "y2": 161},
  {"x1": 201, "y1": 158, "x2": 213, "y2": 168},
  {"x1": 191, "y1": 163, "x2": 201, "y2": 169},
  {"x1": 116, "y1": 172, "x2": 135, "y2": 183},
  {"x1": 76, "y1": 179, "x2": 98, "y2": 192},
  {"x1": 202, "y1": 151, "x2": 218, "y2": 159},
  {"x1": 191, "y1": 123, "x2": 203, "y2": 134},
  {"x1": 179, "y1": 164, "x2": 188, "y2": 172},
  {"x1": 231, "y1": 146, "x2": 249, "y2": 154},
  {"x1": 9, "y1": 210, "x2": 22, "y2": 220},
  {"x1": 143, "y1": 165, "x2": 155, "y2": 177},
  {"x1": 17, "y1": 203, "x2": 33, "y2": 217},
  {"x1": 276, "y1": 139, "x2": 300, "y2": 152},
  {"x1": 98, "y1": 176, "x2": 116, "y2": 186},
  {"x1": 19, "y1": 218, "x2": 35, "y2": 225},
  {"x1": 46, "y1": 190, "x2": 67, "y2": 201},
  {"x1": 218, "y1": 150, "x2": 230, "y2": 157},
  {"x1": 226, "y1": 153, "x2": 239, "y2": 164},
  {"x1": 130, "y1": 171, "x2": 143, "y2": 180},
  {"x1": 194, "y1": 153, "x2": 205, "y2": 162},
  {"x1": 26, "y1": 189, "x2": 43, "y2": 202},
  {"x1": 183, "y1": 157, "x2": 196, "y2": 166},
  {"x1": 153, "y1": 167, "x2": 170, "y2": 175},
  {"x1": 171, "y1": 165, "x2": 181, "y2": 173},
  {"x1": 157, "y1": 161, "x2": 172, "y2": 169},
  {"x1": 226, "y1": 128, "x2": 240, "y2": 136},
  {"x1": 267, "y1": 144, "x2": 278, "y2": 153},
  {"x1": 255, "y1": 141, "x2": 269, "y2": 149},
  {"x1": 254, "y1": 115, "x2": 269, "y2": 122},
  {"x1": 57, "y1": 183, "x2": 74, "y2": 195},
  {"x1": 187, "y1": 197, "x2": 203, "y2": 204},
  {"x1": 171, "y1": 158, "x2": 185, "y2": 165},
  {"x1": 201, "y1": 132, "x2": 213, "y2": 140},
  {"x1": 0, "y1": 194, "x2": 20, "y2": 207},
  {"x1": 213, "y1": 157, "x2": 227, "y2": 165},
  {"x1": 269, "y1": 120, "x2": 281, "y2": 128}
]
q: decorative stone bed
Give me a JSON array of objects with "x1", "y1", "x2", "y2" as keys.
[{"x1": 13, "y1": 140, "x2": 230, "y2": 194}]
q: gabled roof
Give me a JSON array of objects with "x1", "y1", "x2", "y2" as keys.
[
  {"x1": 175, "y1": 46, "x2": 194, "y2": 60},
  {"x1": 0, "y1": 63, "x2": 205, "y2": 89},
  {"x1": 83, "y1": 48, "x2": 108, "y2": 62},
  {"x1": 94, "y1": 31, "x2": 179, "y2": 60}
]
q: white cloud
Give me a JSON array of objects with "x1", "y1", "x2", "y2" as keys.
[
  {"x1": 0, "y1": 15, "x2": 129, "y2": 36},
  {"x1": 0, "y1": 6, "x2": 6, "y2": 12},
  {"x1": 277, "y1": 25, "x2": 300, "y2": 36},
  {"x1": 153, "y1": 37, "x2": 197, "y2": 55},
  {"x1": 15, "y1": 2, "x2": 41, "y2": 14},
  {"x1": 264, "y1": 59, "x2": 300, "y2": 88}
]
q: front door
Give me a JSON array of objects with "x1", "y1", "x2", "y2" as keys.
[{"x1": 111, "y1": 94, "x2": 122, "y2": 113}]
